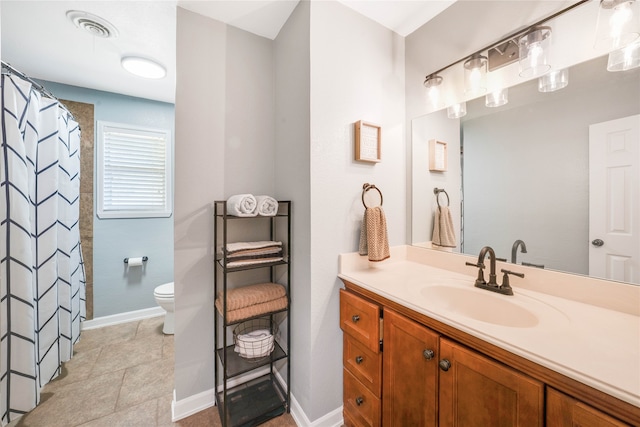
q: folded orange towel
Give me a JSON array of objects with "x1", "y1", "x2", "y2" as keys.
[
  {"x1": 215, "y1": 282, "x2": 286, "y2": 311},
  {"x1": 216, "y1": 296, "x2": 288, "y2": 323}
]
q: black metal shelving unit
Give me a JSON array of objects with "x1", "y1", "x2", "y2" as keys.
[{"x1": 213, "y1": 200, "x2": 291, "y2": 427}]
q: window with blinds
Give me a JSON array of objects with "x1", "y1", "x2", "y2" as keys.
[{"x1": 97, "y1": 121, "x2": 172, "y2": 219}]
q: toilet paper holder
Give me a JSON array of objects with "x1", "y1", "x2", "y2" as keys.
[{"x1": 124, "y1": 256, "x2": 148, "y2": 264}]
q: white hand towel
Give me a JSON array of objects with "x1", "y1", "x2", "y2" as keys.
[
  {"x1": 227, "y1": 194, "x2": 257, "y2": 217},
  {"x1": 255, "y1": 195, "x2": 278, "y2": 216}
]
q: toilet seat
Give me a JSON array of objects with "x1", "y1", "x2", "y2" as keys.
[{"x1": 154, "y1": 282, "x2": 174, "y2": 297}]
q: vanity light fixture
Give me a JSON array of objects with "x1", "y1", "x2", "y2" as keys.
[
  {"x1": 519, "y1": 26, "x2": 552, "y2": 78},
  {"x1": 607, "y1": 41, "x2": 640, "y2": 70},
  {"x1": 538, "y1": 68, "x2": 569, "y2": 92},
  {"x1": 594, "y1": 0, "x2": 639, "y2": 51},
  {"x1": 485, "y1": 88, "x2": 508, "y2": 107},
  {"x1": 464, "y1": 54, "x2": 488, "y2": 95},
  {"x1": 447, "y1": 102, "x2": 467, "y2": 119},
  {"x1": 424, "y1": 74, "x2": 444, "y2": 109},
  {"x1": 121, "y1": 56, "x2": 166, "y2": 79}
]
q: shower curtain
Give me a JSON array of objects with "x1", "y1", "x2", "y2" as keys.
[{"x1": 0, "y1": 73, "x2": 86, "y2": 425}]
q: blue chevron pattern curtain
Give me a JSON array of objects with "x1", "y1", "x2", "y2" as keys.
[{"x1": 0, "y1": 73, "x2": 86, "y2": 425}]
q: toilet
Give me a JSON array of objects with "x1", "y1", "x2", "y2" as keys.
[{"x1": 153, "y1": 282, "x2": 174, "y2": 334}]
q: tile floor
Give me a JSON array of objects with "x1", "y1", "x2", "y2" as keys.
[{"x1": 9, "y1": 316, "x2": 296, "y2": 427}]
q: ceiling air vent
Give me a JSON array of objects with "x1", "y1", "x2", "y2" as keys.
[{"x1": 66, "y1": 10, "x2": 119, "y2": 39}]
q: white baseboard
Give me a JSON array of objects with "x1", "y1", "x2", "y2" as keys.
[
  {"x1": 289, "y1": 392, "x2": 343, "y2": 427},
  {"x1": 171, "y1": 388, "x2": 216, "y2": 422},
  {"x1": 81, "y1": 306, "x2": 165, "y2": 330},
  {"x1": 171, "y1": 369, "x2": 343, "y2": 427}
]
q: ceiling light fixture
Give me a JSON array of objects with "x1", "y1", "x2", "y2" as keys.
[
  {"x1": 519, "y1": 26, "x2": 552, "y2": 78},
  {"x1": 66, "y1": 10, "x2": 118, "y2": 39},
  {"x1": 447, "y1": 102, "x2": 467, "y2": 119},
  {"x1": 121, "y1": 56, "x2": 167, "y2": 79},
  {"x1": 485, "y1": 88, "x2": 509, "y2": 108},
  {"x1": 594, "y1": 0, "x2": 639, "y2": 50},
  {"x1": 538, "y1": 68, "x2": 569, "y2": 92},
  {"x1": 464, "y1": 54, "x2": 488, "y2": 96},
  {"x1": 424, "y1": 74, "x2": 444, "y2": 109},
  {"x1": 607, "y1": 41, "x2": 640, "y2": 70}
]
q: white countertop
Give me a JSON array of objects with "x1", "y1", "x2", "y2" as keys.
[{"x1": 338, "y1": 246, "x2": 640, "y2": 408}]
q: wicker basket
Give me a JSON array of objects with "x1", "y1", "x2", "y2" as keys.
[{"x1": 233, "y1": 318, "x2": 277, "y2": 361}]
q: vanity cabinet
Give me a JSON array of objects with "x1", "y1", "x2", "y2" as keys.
[
  {"x1": 546, "y1": 388, "x2": 628, "y2": 427},
  {"x1": 382, "y1": 307, "x2": 543, "y2": 427},
  {"x1": 439, "y1": 337, "x2": 544, "y2": 426},
  {"x1": 340, "y1": 289, "x2": 382, "y2": 427},
  {"x1": 340, "y1": 282, "x2": 637, "y2": 427}
]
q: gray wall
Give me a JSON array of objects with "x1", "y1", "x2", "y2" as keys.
[
  {"x1": 41, "y1": 81, "x2": 175, "y2": 318},
  {"x1": 274, "y1": 0, "x2": 312, "y2": 416},
  {"x1": 462, "y1": 60, "x2": 640, "y2": 273},
  {"x1": 174, "y1": 7, "x2": 277, "y2": 402},
  {"x1": 174, "y1": 1, "x2": 407, "y2": 422}
]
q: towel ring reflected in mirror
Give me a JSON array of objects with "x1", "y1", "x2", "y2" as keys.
[
  {"x1": 434, "y1": 187, "x2": 450, "y2": 207},
  {"x1": 362, "y1": 183, "x2": 383, "y2": 208}
]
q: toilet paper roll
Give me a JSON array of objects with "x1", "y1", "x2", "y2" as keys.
[{"x1": 127, "y1": 257, "x2": 144, "y2": 267}]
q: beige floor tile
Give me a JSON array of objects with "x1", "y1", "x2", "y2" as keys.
[
  {"x1": 75, "y1": 321, "x2": 138, "y2": 352},
  {"x1": 45, "y1": 347, "x2": 102, "y2": 392},
  {"x1": 91, "y1": 333, "x2": 163, "y2": 376},
  {"x1": 162, "y1": 334, "x2": 175, "y2": 360},
  {"x1": 155, "y1": 393, "x2": 175, "y2": 427},
  {"x1": 170, "y1": 406, "x2": 221, "y2": 427},
  {"x1": 17, "y1": 370, "x2": 124, "y2": 427},
  {"x1": 77, "y1": 399, "x2": 158, "y2": 427},
  {"x1": 116, "y1": 355, "x2": 174, "y2": 411},
  {"x1": 135, "y1": 316, "x2": 165, "y2": 338}
]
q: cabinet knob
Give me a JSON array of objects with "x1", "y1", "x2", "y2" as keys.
[
  {"x1": 355, "y1": 356, "x2": 364, "y2": 364},
  {"x1": 352, "y1": 314, "x2": 360, "y2": 323},
  {"x1": 355, "y1": 396, "x2": 364, "y2": 406},
  {"x1": 439, "y1": 359, "x2": 451, "y2": 371},
  {"x1": 423, "y1": 349, "x2": 434, "y2": 360}
]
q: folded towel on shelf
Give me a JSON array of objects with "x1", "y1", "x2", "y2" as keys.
[
  {"x1": 432, "y1": 206, "x2": 456, "y2": 248},
  {"x1": 359, "y1": 206, "x2": 390, "y2": 262},
  {"x1": 217, "y1": 295, "x2": 289, "y2": 323},
  {"x1": 215, "y1": 282, "x2": 287, "y2": 311},
  {"x1": 226, "y1": 241, "x2": 282, "y2": 254},
  {"x1": 226, "y1": 194, "x2": 257, "y2": 217},
  {"x1": 255, "y1": 195, "x2": 279, "y2": 216}
]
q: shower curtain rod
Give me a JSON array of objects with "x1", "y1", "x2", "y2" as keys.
[{"x1": 1, "y1": 60, "x2": 76, "y2": 122}]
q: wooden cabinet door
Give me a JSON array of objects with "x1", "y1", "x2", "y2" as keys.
[
  {"x1": 547, "y1": 387, "x2": 629, "y2": 427},
  {"x1": 439, "y1": 338, "x2": 544, "y2": 427},
  {"x1": 382, "y1": 308, "x2": 439, "y2": 427}
]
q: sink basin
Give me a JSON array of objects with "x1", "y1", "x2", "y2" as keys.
[{"x1": 420, "y1": 285, "x2": 539, "y2": 328}]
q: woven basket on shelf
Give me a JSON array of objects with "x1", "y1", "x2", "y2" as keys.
[{"x1": 233, "y1": 318, "x2": 277, "y2": 361}]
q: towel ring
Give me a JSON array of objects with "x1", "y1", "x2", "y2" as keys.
[
  {"x1": 434, "y1": 187, "x2": 449, "y2": 207},
  {"x1": 362, "y1": 183, "x2": 383, "y2": 208}
]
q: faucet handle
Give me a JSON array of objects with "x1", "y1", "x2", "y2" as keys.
[
  {"x1": 465, "y1": 261, "x2": 486, "y2": 286},
  {"x1": 500, "y1": 269, "x2": 524, "y2": 294}
]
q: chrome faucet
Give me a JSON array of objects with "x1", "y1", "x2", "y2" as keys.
[
  {"x1": 466, "y1": 245, "x2": 523, "y2": 296},
  {"x1": 511, "y1": 239, "x2": 528, "y2": 264}
]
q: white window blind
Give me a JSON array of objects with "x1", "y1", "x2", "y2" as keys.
[{"x1": 97, "y1": 121, "x2": 172, "y2": 219}]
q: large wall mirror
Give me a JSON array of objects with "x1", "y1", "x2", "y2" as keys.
[{"x1": 411, "y1": 15, "x2": 640, "y2": 285}]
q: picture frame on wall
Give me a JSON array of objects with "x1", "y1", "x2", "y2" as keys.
[
  {"x1": 354, "y1": 120, "x2": 381, "y2": 163},
  {"x1": 429, "y1": 139, "x2": 447, "y2": 171}
]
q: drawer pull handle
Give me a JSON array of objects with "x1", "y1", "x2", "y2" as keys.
[
  {"x1": 355, "y1": 356, "x2": 364, "y2": 364},
  {"x1": 423, "y1": 349, "x2": 434, "y2": 360},
  {"x1": 352, "y1": 315, "x2": 360, "y2": 323},
  {"x1": 439, "y1": 359, "x2": 451, "y2": 371},
  {"x1": 355, "y1": 396, "x2": 364, "y2": 406}
]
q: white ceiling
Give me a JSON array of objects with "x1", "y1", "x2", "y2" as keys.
[{"x1": 0, "y1": 1, "x2": 571, "y2": 104}]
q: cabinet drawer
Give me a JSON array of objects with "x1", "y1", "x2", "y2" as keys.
[
  {"x1": 340, "y1": 289, "x2": 380, "y2": 354},
  {"x1": 343, "y1": 368, "x2": 381, "y2": 427},
  {"x1": 344, "y1": 334, "x2": 382, "y2": 397}
]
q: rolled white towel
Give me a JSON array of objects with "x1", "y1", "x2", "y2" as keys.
[
  {"x1": 227, "y1": 194, "x2": 257, "y2": 217},
  {"x1": 255, "y1": 195, "x2": 278, "y2": 216}
]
